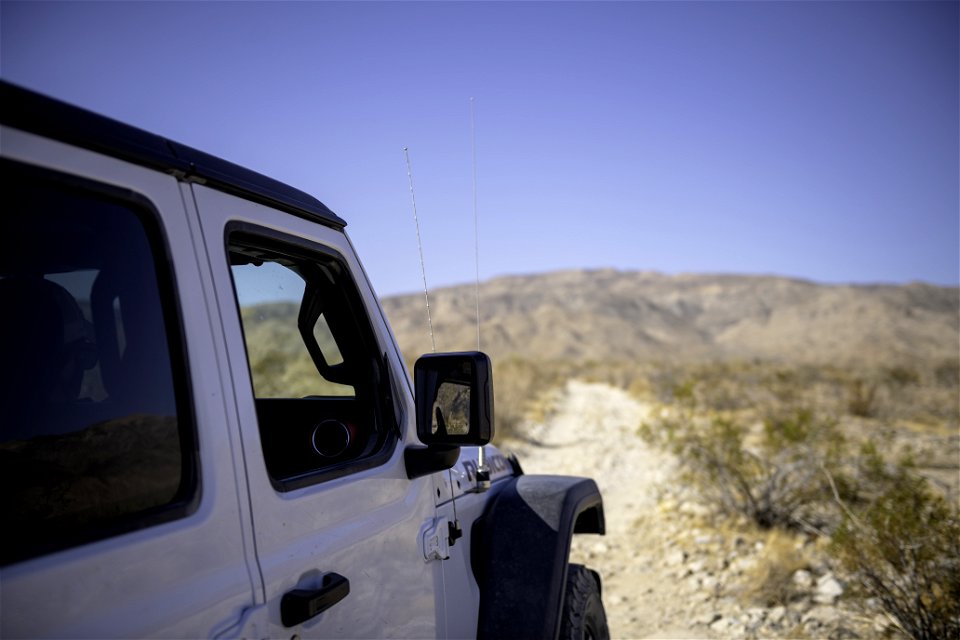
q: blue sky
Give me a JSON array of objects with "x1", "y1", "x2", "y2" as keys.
[{"x1": 2, "y1": 1, "x2": 957, "y2": 297}]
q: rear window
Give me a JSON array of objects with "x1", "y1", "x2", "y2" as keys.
[{"x1": 0, "y1": 162, "x2": 197, "y2": 564}]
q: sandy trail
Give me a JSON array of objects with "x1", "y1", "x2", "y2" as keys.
[{"x1": 507, "y1": 380, "x2": 700, "y2": 639}]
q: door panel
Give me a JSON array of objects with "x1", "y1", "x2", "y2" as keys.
[
  {"x1": 192, "y1": 185, "x2": 443, "y2": 637},
  {"x1": 0, "y1": 130, "x2": 256, "y2": 638}
]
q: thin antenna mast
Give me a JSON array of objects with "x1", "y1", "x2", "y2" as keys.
[
  {"x1": 403, "y1": 147, "x2": 436, "y2": 353},
  {"x1": 470, "y1": 97, "x2": 481, "y2": 351},
  {"x1": 470, "y1": 98, "x2": 491, "y2": 493}
]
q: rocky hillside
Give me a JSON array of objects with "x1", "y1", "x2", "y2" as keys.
[{"x1": 381, "y1": 270, "x2": 958, "y2": 365}]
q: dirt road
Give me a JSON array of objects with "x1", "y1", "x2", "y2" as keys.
[
  {"x1": 504, "y1": 379, "x2": 891, "y2": 640},
  {"x1": 505, "y1": 380, "x2": 701, "y2": 639}
]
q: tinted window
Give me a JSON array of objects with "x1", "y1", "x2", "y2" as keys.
[
  {"x1": 229, "y1": 231, "x2": 396, "y2": 489},
  {"x1": 0, "y1": 163, "x2": 196, "y2": 564}
]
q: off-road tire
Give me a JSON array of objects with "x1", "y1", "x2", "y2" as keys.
[{"x1": 559, "y1": 564, "x2": 609, "y2": 640}]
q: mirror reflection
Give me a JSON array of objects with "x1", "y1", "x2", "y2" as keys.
[{"x1": 431, "y1": 381, "x2": 470, "y2": 436}]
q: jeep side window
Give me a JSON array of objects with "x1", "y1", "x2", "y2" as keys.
[
  {"x1": 0, "y1": 164, "x2": 197, "y2": 565},
  {"x1": 228, "y1": 232, "x2": 396, "y2": 489},
  {"x1": 232, "y1": 259, "x2": 354, "y2": 398}
]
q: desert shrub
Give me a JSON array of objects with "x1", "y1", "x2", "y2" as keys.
[
  {"x1": 830, "y1": 446, "x2": 960, "y2": 640},
  {"x1": 885, "y1": 365, "x2": 921, "y2": 387},
  {"x1": 655, "y1": 404, "x2": 847, "y2": 532},
  {"x1": 933, "y1": 358, "x2": 959, "y2": 388},
  {"x1": 696, "y1": 411, "x2": 845, "y2": 531},
  {"x1": 636, "y1": 359, "x2": 958, "y2": 637},
  {"x1": 846, "y1": 378, "x2": 879, "y2": 418}
]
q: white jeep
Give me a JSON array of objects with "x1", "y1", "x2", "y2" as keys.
[{"x1": 0, "y1": 82, "x2": 608, "y2": 640}]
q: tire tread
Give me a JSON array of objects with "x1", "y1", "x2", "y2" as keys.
[{"x1": 559, "y1": 564, "x2": 609, "y2": 640}]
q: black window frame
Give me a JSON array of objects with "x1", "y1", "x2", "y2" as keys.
[{"x1": 0, "y1": 159, "x2": 201, "y2": 565}]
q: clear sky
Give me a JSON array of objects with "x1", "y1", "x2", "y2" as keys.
[{"x1": 2, "y1": 1, "x2": 957, "y2": 297}]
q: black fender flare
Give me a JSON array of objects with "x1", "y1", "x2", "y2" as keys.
[{"x1": 471, "y1": 474, "x2": 605, "y2": 640}]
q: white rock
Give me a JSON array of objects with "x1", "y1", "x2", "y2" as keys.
[
  {"x1": 695, "y1": 612, "x2": 722, "y2": 626},
  {"x1": 814, "y1": 573, "x2": 844, "y2": 604},
  {"x1": 709, "y1": 616, "x2": 735, "y2": 633},
  {"x1": 701, "y1": 575, "x2": 720, "y2": 593},
  {"x1": 687, "y1": 559, "x2": 706, "y2": 574},
  {"x1": 729, "y1": 556, "x2": 758, "y2": 574},
  {"x1": 792, "y1": 569, "x2": 815, "y2": 589},
  {"x1": 679, "y1": 502, "x2": 711, "y2": 517},
  {"x1": 590, "y1": 541, "x2": 609, "y2": 554},
  {"x1": 768, "y1": 605, "x2": 786, "y2": 624},
  {"x1": 802, "y1": 604, "x2": 842, "y2": 626}
]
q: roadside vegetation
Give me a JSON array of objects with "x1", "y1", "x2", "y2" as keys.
[
  {"x1": 641, "y1": 359, "x2": 958, "y2": 640},
  {"x1": 492, "y1": 356, "x2": 959, "y2": 640}
]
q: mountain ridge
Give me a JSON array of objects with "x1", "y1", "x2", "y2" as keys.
[{"x1": 380, "y1": 269, "x2": 959, "y2": 365}]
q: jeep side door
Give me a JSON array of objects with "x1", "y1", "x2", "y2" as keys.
[
  {"x1": 0, "y1": 128, "x2": 258, "y2": 638},
  {"x1": 192, "y1": 185, "x2": 445, "y2": 637}
]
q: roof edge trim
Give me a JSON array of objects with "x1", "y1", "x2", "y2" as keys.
[{"x1": 0, "y1": 81, "x2": 346, "y2": 230}]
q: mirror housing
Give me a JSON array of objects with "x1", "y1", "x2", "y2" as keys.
[
  {"x1": 405, "y1": 352, "x2": 494, "y2": 480},
  {"x1": 415, "y1": 351, "x2": 494, "y2": 446}
]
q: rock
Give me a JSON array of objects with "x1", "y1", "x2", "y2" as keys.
[
  {"x1": 665, "y1": 549, "x2": 686, "y2": 566},
  {"x1": 792, "y1": 568, "x2": 815, "y2": 589},
  {"x1": 694, "y1": 612, "x2": 722, "y2": 627},
  {"x1": 814, "y1": 572, "x2": 844, "y2": 604},
  {"x1": 700, "y1": 575, "x2": 720, "y2": 594},
  {"x1": 768, "y1": 605, "x2": 787, "y2": 624},
  {"x1": 687, "y1": 559, "x2": 706, "y2": 574},
  {"x1": 712, "y1": 618, "x2": 746, "y2": 636},
  {"x1": 709, "y1": 615, "x2": 735, "y2": 633},
  {"x1": 802, "y1": 604, "x2": 842, "y2": 627},
  {"x1": 728, "y1": 556, "x2": 757, "y2": 575},
  {"x1": 590, "y1": 541, "x2": 609, "y2": 554},
  {"x1": 742, "y1": 607, "x2": 767, "y2": 630},
  {"x1": 679, "y1": 501, "x2": 710, "y2": 517}
]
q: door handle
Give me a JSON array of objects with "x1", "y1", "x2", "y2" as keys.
[{"x1": 281, "y1": 572, "x2": 350, "y2": 627}]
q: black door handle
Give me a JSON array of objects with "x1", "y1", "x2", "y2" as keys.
[{"x1": 281, "y1": 572, "x2": 350, "y2": 627}]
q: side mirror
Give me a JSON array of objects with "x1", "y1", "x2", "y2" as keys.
[
  {"x1": 415, "y1": 351, "x2": 494, "y2": 446},
  {"x1": 405, "y1": 352, "x2": 494, "y2": 479}
]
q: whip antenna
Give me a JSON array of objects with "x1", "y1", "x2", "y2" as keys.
[
  {"x1": 471, "y1": 97, "x2": 481, "y2": 351},
  {"x1": 470, "y1": 98, "x2": 491, "y2": 492},
  {"x1": 403, "y1": 147, "x2": 436, "y2": 353}
]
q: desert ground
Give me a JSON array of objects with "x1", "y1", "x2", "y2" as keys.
[{"x1": 505, "y1": 380, "x2": 900, "y2": 640}]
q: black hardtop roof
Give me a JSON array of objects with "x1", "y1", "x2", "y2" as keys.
[{"x1": 0, "y1": 81, "x2": 346, "y2": 229}]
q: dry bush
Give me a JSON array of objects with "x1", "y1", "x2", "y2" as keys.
[
  {"x1": 846, "y1": 378, "x2": 879, "y2": 418},
  {"x1": 831, "y1": 446, "x2": 960, "y2": 640},
  {"x1": 636, "y1": 358, "x2": 959, "y2": 638},
  {"x1": 639, "y1": 360, "x2": 959, "y2": 426},
  {"x1": 637, "y1": 370, "x2": 851, "y2": 533},
  {"x1": 673, "y1": 409, "x2": 846, "y2": 532}
]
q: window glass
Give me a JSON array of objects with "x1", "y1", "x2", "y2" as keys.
[
  {"x1": 232, "y1": 261, "x2": 353, "y2": 398},
  {"x1": 0, "y1": 165, "x2": 195, "y2": 564},
  {"x1": 229, "y1": 234, "x2": 394, "y2": 488},
  {"x1": 313, "y1": 313, "x2": 344, "y2": 366}
]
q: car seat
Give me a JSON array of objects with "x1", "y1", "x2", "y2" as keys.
[{"x1": 0, "y1": 276, "x2": 97, "y2": 441}]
